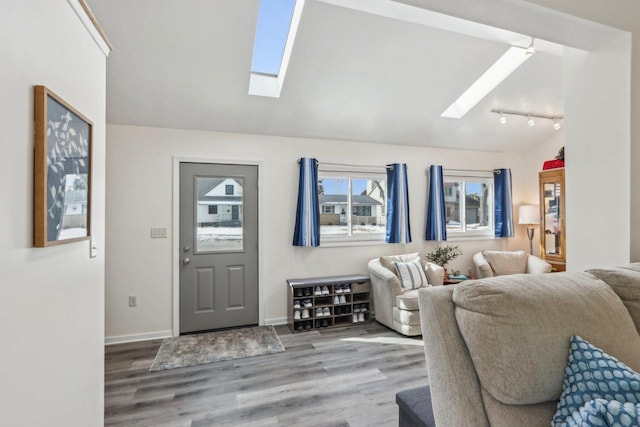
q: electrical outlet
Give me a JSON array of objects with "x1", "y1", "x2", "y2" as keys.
[
  {"x1": 129, "y1": 296, "x2": 137, "y2": 307},
  {"x1": 150, "y1": 227, "x2": 167, "y2": 238}
]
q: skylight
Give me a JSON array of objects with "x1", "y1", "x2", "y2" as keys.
[
  {"x1": 441, "y1": 46, "x2": 533, "y2": 119},
  {"x1": 251, "y1": 0, "x2": 297, "y2": 76},
  {"x1": 249, "y1": 0, "x2": 304, "y2": 98}
]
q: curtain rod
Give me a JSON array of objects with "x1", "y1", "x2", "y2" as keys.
[{"x1": 297, "y1": 160, "x2": 391, "y2": 169}]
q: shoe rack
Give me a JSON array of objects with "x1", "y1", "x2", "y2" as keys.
[{"x1": 287, "y1": 274, "x2": 372, "y2": 332}]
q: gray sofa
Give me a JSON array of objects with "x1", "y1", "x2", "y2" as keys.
[{"x1": 402, "y1": 266, "x2": 640, "y2": 426}]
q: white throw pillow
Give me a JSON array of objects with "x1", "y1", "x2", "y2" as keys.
[{"x1": 394, "y1": 258, "x2": 428, "y2": 290}]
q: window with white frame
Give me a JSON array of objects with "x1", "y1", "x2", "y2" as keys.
[
  {"x1": 443, "y1": 170, "x2": 494, "y2": 238},
  {"x1": 318, "y1": 169, "x2": 387, "y2": 242}
]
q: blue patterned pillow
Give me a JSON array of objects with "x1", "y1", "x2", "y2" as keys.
[
  {"x1": 552, "y1": 335, "x2": 640, "y2": 426},
  {"x1": 394, "y1": 258, "x2": 428, "y2": 290}
]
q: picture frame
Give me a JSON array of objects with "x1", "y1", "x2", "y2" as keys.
[{"x1": 33, "y1": 85, "x2": 93, "y2": 247}]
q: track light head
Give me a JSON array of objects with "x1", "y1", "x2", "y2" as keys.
[
  {"x1": 527, "y1": 115, "x2": 535, "y2": 126},
  {"x1": 553, "y1": 118, "x2": 561, "y2": 130},
  {"x1": 499, "y1": 112, "x2": 507, "y2": 124}
]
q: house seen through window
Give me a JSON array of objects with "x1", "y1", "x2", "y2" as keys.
[
  {"x1": 443, "y1": 171, "x2": 494, "y2": 238},
  {"x1": 318, "y1": 172, "x2": 386, "y2": 242}
]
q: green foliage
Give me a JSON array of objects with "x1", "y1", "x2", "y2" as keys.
[{"x1": 425, "y1": 244, "x2": 462, "y2": 268}]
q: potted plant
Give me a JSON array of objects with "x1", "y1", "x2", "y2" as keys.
[{"x1": 425, "y1": 244, "x2": 462, "y2": 277}]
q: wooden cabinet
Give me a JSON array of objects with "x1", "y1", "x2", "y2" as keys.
[
  {"x1": 539, "y1": 168, "x2": 566, "y2": 271},
  {"x1": 287, "y1": 274, "x2": 371, "y2": 332}
]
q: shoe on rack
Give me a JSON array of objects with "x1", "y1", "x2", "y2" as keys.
[
  {"x1": 335, "y1": 285, "x2": 343, "y2": 294},
  {"x1": 294, "y1": 310, "x2": 301, "y2": 320},
  {"x1": 360, "y1": 304, "x2": 367, "y2": 312},
  {"x1": 339, "y1": 295, "x2": 346, "y2": 304},
  {"x1": 358, "y1": 313, "x2": 365, "y2": 322},
  {"x1": 314, "y1": 286, "x2": 322, "y2": 296},
  {"x1": 353, "y1": 304, "x2": 360, "y2": 313},
  {"x1": 302, "y1": 309, "x2": 310, "y2": 319},
  {"x1": 304, "y1": 321, "x2": 312, "y2": 330},
  {"x1": 304, "y1": 299, "x2": 312, "y2": 308},
  {"x1": 294, "y1": 288, "x2": 302, "y2": 297},
  {"x1": 352, "y1": 314, "x2": 358, "y2": 323},
  {"x1": 316, "y1": 308, "x2": 323, "y2": 317},
  {"x1": 323, "y1": 307, "x2": 331, "y2": 316},
  {"x1": 304, "y1": 288, "x2": 311, "y2": 296},
  {"x1": 333, "y1": 296, "x2": 340, "y2": 305},
  {"x1": 343, "y1": 285, "x2": 351, "y2": 293},
  {"x1": 293, "y1": 300, "x2": 301, "y2": 309},
  {"x1": 321, "y1": 285, "x2": 330, "y2": 295},
  {"x1": 295, "y1": 323, "x2": 303, "y2": 331},
  {"x1": 322, "y1": 319, "x2": 329, "y2": 328}
]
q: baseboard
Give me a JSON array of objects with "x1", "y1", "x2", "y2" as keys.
[
  {"x1": 264, "y1": 316, "x2": 288, "y2": 326},
  {"x1": 105, "y1": 330, "x2": 173, "y2": 346}
]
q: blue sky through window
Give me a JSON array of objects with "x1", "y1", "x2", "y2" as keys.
[{"x1": 251, "y1": 0, "x2": 297, "y2": 76}]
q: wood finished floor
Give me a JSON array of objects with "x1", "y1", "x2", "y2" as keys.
[{"x1": 105, "y1": 323, "x2": 428, "y2": 427}]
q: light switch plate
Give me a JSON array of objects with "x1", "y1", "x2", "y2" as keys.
[
  {"x1": 150, "y1": 227, "x2": 167, "y2": 238},
  {"x1": 90, "y1": 237, "x2": 97, "y2": 258}
]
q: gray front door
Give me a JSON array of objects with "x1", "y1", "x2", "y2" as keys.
[{"x1": 179, "y1": 163, "x2": 258, "y2": 333}]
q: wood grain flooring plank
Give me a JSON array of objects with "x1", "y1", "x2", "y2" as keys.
[{"x1": 105, "y1": 322, "x2": 428, "y2": 426}]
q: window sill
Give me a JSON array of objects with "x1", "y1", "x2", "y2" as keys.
[
  {"x1": 445, "y1": 235, "x2": 497, "y2": 242},
  {"x1": 320, "y1": 237, "x2": 388, "y2": 248}
]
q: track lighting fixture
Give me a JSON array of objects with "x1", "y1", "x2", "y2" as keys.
[
  {"x1": 491, "y1": 109, "x2": 564, "y2": 130},
  {"x1": 525, "y1": 38, "x2": 535, "y2": 56}
]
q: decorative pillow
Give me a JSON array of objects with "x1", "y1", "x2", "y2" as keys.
[
  {"x1": 558, "y1": 399, "x2": 640, "y2": 427},
  {"x1": 552, "y1": 335, "x2": 640, "y2": 426},
  {"x1": 481, "y1": 250, "x2": 528, "y2": 275},
  {"x1": 380, "y1": 253, "x2": 420, "y2": 276},
  {"x1": 394, "y1": 258, "x2": 428, "y2": 290}
]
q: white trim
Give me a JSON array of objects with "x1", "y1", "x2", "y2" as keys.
[
  {"x1": 172, "y1": 157, "x2": 264, "y2": 337},
  {"x1": 264, "y1": 316, "x2": 288, "y2": 326},
  {"x1": 66, "y1": 0, "x2": 112, "y2": 57},
  {"x1": 105, "y1": 330, "x2": 172, "y2": 346}
]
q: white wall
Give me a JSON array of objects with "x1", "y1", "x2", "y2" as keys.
[
  {"x1": 0, "y1": 1, "x2": 106, "y2": 426},
  {"x1": 105, "y1": 125, "x2": 529, "y2": 340}
]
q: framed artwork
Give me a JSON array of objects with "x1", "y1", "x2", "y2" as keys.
[{"x1": 33, "y1": 85, "x2": 92, "y2": 247}]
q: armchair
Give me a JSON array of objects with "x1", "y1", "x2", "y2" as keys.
[
  {"x1": 368, "y1": 253, "x2": 444, "y2": 336},
  {"x1": 473, "y1": 250, "x2": 552, "y2": 279}
]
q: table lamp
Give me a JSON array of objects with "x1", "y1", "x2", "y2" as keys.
[{"x1": 518, "y1": 205, "x2": 540, "y2": 255}]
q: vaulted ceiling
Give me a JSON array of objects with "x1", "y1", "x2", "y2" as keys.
[{"x1": 89, "y1": 0, "x2": 566, "y2": 152}]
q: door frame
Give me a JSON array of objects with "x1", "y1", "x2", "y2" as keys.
[{"x1": 172, "y1": 157, "x2": 263, "y2": 337}]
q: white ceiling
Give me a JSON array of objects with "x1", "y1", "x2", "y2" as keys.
[{"x1": 88, "y1": 0, "x2": 566, "y2": 153}]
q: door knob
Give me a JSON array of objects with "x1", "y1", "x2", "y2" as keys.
[
  {"x1": 183, "y1": 245, "x2": 190, "y2": 252},
  {"x1": 183, "y1": 258, "x2": 191, "y2": 265}
]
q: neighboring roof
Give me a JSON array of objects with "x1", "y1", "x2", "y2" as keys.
[{"x1": 319, "y1": 194, "x2": 382, "y2": 205}]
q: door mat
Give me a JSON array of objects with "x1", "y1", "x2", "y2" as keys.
[{"x1": 149, "y1": 325, "x2": 285, "y2": 372}]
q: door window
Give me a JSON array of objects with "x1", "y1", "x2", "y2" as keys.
[{"x1": 196, "y1": 177, "x2": 244, "y2": 252}]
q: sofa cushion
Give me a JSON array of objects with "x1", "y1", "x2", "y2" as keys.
[
  {"x1": 588, "y1": 267, "x2": 640, "y2": 333},
  {"x1": 395, "y1": 259, "x2": 428, "y2": 290},
  {"x1": 552, "y1": 335, "x2": 640, "y2": 426},
  {"x1": 452, "y1": 272, "x2": 640, "y2": 406},
  {"x1": 396, "y1": 289, "x2": 421, "y2": 311},
  {"x1": 393, "y1": 306, "x2": 421, "y2": 326},
  {"x1": 481, "y1": 250, "x2": 528, "y2": 275},
  {"x1": 380, "y1": 253, "x2": 421, "y2": 276}
]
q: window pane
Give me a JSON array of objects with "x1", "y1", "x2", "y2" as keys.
[
  {"x1": 319, "y1": 177, "x2": 349, "y2": 236},
  {"x1": 196, "y1": 177, "x2": 243, "y2": 252},
  {"x1": 352, "y1": 178, "x2": 386, "y2": 235},
  {"x1": 465, "y1": 182, "x2": 490, "y2": 230},
  {"x1": 444, "y1": 182, "x2": 461, "y2": 231}
]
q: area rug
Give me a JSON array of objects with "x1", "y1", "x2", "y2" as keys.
[{"x1": 149, "y1": 325, "x2": 285, "y2": 372}]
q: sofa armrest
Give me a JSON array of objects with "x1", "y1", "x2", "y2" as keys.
[
  {"x1": 418, "y1": 286, "x2": 489, "y2": 427},
  {"x1": 526, "y1": 255, "x2": 553, "y2": 274},
  {"x1": 425, "y1": 262, "x2": 444, "y2": 286},
  {"x1": 473, "y1": 252, "x2": 494, "y2": 278},
  {"x1": 368, "y1": 259, "x2": 403, "y2": 329}
]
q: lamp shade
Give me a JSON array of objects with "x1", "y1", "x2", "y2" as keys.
[{"x1": 518, "y1": 205, "x2": 540, "y2": 225}]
